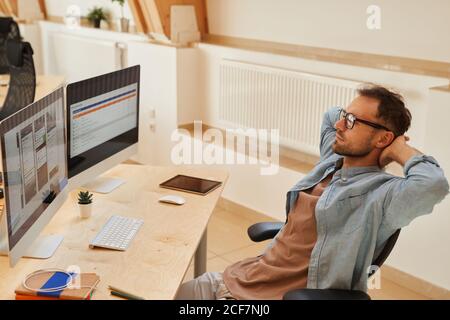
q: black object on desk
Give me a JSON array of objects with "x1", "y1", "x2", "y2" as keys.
[
  {"x1": 43, "y1": 191, "x2": 56, "y2": 204},
  {"x1": 108, "y1": 285, "x2": 145, "y2": 300},
  {"x1": 159, "y1": 174, "x2": 222, "y2": 196}
]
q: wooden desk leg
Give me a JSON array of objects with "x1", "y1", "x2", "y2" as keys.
[{"x1": 194, "y1": 230, "x2": 207, "y2": 278}]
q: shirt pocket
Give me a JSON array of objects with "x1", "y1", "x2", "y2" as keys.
[{"x1": 337, "y1": 193, "x2": 367, "y2": 234}]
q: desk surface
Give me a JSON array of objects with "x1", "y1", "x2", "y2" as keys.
[
  {"x1": 0, "y1": 164, "x2": 228, "y2": 300},
  {"x1": 0, "y1": 75, "x2": 65, "y2": 105}
]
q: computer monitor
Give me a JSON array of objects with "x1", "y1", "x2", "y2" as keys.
[
  {"x1": 0, "y1": 87, "x2": 68, "y2": 267},
  {"x1": 66, "y1": 65, "x2": 140, "y2": 193}
]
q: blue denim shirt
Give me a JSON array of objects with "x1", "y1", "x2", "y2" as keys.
[{"x1": 281, "y1": 106, "x2": 450, "y2": 292}]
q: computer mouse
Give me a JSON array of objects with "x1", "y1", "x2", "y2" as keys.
[{"x1": 158, "y1": 195, "x2": 186, "y2": 205}]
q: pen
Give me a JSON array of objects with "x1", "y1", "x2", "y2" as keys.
[{"x1": 108, "y1": 285, "x2": 145, "y2": 300}]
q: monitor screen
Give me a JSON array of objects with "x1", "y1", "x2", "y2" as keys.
[
  {"x1": 0, "y1": 87, "x2": 67, "y2": 251},
  {"x1": 66, "y1": 65, "x2": 140, "y2": 179}
]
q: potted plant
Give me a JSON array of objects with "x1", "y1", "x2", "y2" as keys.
[
  {"x1": 112, "y1": 0, "x2": 129, "y2": 32},
  {"x1": 87, "y1": 6, "x2": 108, "y2": 28},
  {"x1": 78, "y1": 191, "x2": 94, "y2": 218}
]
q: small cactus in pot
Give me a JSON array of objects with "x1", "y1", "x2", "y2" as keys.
[{"x1": 78, "y1": 191, "x2": 94, "y2": 218}]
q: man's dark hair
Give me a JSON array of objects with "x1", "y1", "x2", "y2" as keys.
[{"x1": 357, "y1": 84, "x2": 411, "y2": 137}]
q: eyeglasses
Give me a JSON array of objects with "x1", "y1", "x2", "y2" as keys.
[{"x1": 338, "y1": 108, "x2": 391, "y2": 132}]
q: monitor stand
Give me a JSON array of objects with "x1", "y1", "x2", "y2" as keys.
[
  {"x1": 0, "y1": 201, "x2": 64, "y2": 260},
  {"x1": 23, "y1": 234, "x2": 64, "y2": 259},
  {"x1": 82, "y1": 177, "x2": 125, "y2": 194},
  {"x1": 0, "y1": 234, "x2": 64, "y2": 259}
]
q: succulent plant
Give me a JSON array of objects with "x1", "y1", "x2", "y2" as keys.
[
  {"x1": 87, "y1": 6, "x2": 108, "y2": 24},
  {"x1": 78, "y1": 191, "x2": 93, "y2": 205}
]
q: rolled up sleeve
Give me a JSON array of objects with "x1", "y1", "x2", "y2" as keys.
[{"x1": 382, "y1": 154, "x2": 450, "y2": 230}]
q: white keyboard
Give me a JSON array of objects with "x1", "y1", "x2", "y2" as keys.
[{"x1": 89, "y1": 215, "x2": 144, "y2": 251}]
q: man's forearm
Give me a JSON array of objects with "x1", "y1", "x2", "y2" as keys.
[{"x1": 391, "y1": 145, "x2": 422, "y2": 167}]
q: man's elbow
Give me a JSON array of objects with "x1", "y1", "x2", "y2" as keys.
[{"x1": 431, "y1": 175, "x2": 450, "y2": 203}]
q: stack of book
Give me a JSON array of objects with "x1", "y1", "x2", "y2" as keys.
[{"x1": 15, "y1": 272, "x2": 100, "y2": 300}]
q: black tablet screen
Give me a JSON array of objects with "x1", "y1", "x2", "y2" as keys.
[{"x1": 159, "y1": 175, "x2": 222, "y2": 195}]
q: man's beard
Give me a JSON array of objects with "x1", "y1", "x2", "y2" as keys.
[{"x1": 332, "y1": 140, "x2": 372, "y2": 157}]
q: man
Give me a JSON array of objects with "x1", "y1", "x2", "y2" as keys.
[{"x1": 176, "y1": 84, "x2": 449, "y2": 300}]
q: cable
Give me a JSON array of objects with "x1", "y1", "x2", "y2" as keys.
[{"x1": 23, "y1": 269, "x2": 95, "y2": 293}]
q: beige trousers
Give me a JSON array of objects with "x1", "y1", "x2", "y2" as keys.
[{"x1": 175, "y1": 272, "x2": 235, "y2": 300}]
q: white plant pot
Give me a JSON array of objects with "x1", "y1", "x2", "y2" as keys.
[{"x1": 79, "y1": 203, "x2": 93, "y2": 219}]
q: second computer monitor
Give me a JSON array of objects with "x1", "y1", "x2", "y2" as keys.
[
  {"x1": 66, "y1": 65, "x2": 140, "y2": 192},
  {"x1": 0, "y1": 87, "x2": 68, "y2": 266}
]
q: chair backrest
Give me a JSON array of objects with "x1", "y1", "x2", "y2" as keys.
[
  {"x1": 0, "y1": 40, "x2": 36, "y2": 120},
  {"x1": 0, "y1": 17, "x2": 21, "y2": 75},
  {"x1": 368, "y1": 229, "x2": 401, "y2": 277}
]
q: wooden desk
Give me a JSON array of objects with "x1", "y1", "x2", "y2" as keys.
[
  {"x1": 0, "y1": 75, "x2": 65, "y2": 105},
  {"x1": 0, "y1": 164, "x2": 228, "y2": 300}
]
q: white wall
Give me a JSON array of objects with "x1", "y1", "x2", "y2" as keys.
[
  {"x1": 177, "y1": 50, "x2": 202, "y2": 126},
  {"x1": 416, "y1": 88, "x2": 450, "y2": 290},
  {"x1": 39, "y1": 21, "x2": 145, "y2": 80},
  {"x1": 19, "y1": 23, "x2": 44, "y2": 74},
  {"x1": 127, "y1": 41, "x2": 201, "y2": 165},
  {"x1": 207, "y1": 0, "x2": 450, "y2": 63},
  {"x1": 127, "y1": 41, "x2": 179, "y2": 165}
]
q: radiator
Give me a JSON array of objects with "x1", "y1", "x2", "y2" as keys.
[{"x1": 219, "y1": 60, "x2": 361, "y2": 156}]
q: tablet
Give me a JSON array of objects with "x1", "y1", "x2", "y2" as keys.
[{"x1": 159, "y1": 175, "x2": 222, "y2": 195}]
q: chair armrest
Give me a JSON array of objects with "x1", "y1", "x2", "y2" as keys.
[
  {"x1": 283, "y1": 288, "x2": 371, "y2": 300},
  {"x1": 247, "y1": 222, "x2": 284, "y2": 242}
]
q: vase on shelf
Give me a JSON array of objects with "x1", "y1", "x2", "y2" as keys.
[{"x1": 119, "y1": 17, "x2": 129, "y2": 32}]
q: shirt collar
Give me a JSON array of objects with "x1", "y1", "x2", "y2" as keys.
[{"x1": 333, "y1": 157, "x2": 382, "y2": 179}]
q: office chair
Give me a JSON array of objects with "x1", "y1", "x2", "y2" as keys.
[
  {"x1": 247, "y1": 221, "x2": 401, "y2": 300},
  {"x1": 0, "y1": 17, "x2": 21, "y2": 74},
  {"x1": 0, "y1": 40, "x2": 36, "y2": 120}
]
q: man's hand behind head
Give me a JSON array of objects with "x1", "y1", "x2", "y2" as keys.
[{"x1": 378, "y1": 135, "x2": 411, "y2": 168}]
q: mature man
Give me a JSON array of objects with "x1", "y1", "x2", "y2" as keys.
[{"x1": 176, "y1": 84, "x2": 449, "y2": 300}]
